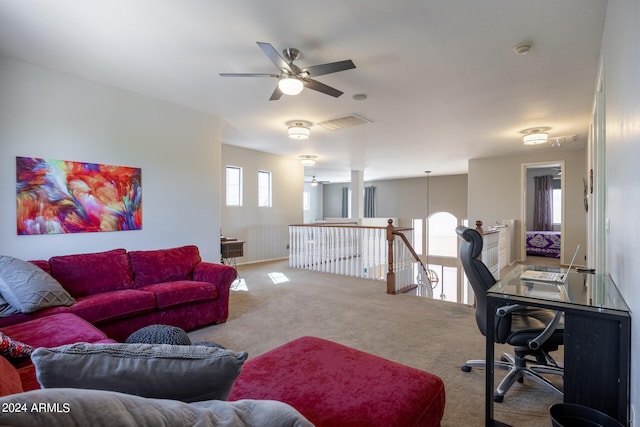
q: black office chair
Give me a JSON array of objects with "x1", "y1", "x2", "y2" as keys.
[{"x1": 456, "y1": 225, "x2": 564, "y2": 402}]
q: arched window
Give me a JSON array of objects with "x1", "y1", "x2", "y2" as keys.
[{"x1": 428, "y1": 212, "x2": 458, "y2": 257}]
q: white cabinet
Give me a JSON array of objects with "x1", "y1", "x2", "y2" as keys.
[
  {"x1": 498, "y1": 225, "x2": 509, "y2": 270},
  {"x1": 481, "y1": 223, "x2": 512, "y2": 278},
  {"x1": 481, "y1": 230, "x2": 501, "y2": 278}
]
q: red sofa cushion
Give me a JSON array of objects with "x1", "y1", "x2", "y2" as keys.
[
  {"x1": 129, "y1": 245, "x2": 202, "y2": 287},
  {"x1": 49, "y1": 249, "x2": 135, "y2": 297},
  {"x1": 0, "y1": 305, "x2": 71, "y2": 329},
  {"x1": 139, "y1": 281, "x2": 217, "y2": 309},
  {"x1": 229, "y1": 336, "x2": 446, "y2": 427},
  {"x1": 70, "y1": 290, "x2": 156, "y2": 324},
  {"x1": 0, "y1": 313, "x2": 110, "y2": 349}
]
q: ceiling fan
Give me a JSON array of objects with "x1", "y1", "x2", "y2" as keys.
[
  {"x1": 307, "y1": 176, "x2": 330, "y2": 186},
  {"x1": 219, "y1": 42, "x2": 356, "y2": 101}
]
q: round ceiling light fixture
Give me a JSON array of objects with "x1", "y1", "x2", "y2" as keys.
[
  {"x1": 521, "y1": 127, "x2": 551, "y2": 145},
  {"x1": 299, "y1": 155, "x2": 317, "y2": 167},
  {"x1": 278, "y1": 76, "x2": 304, "y2": 95},
  {"x1": 287, "y1": 120, "x2": 312, "y2": 140}
]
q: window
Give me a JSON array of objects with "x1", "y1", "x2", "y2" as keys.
[
  {"x1": 226, "y1": 166, "x2": 242, "y2": 206},
  {"x1": 258, "y1": 170, "x2": 272, "y2": 207},
  {"x1": 428, "y1": 212, "x2": 458, "y2": 257}
]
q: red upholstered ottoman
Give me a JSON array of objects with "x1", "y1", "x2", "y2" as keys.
[{"x1": 229, "y1": 336, "x2": 445, "y2": 427}]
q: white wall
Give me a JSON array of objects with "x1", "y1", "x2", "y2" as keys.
[
  {"x1": 600, "y1": 0, "x2": 640, "y2": 417},
  {"x1": 221, "y1": 144, "x2": 303, "y2": 263},
  {"x1": 369, "y1": 174, "x2": 468, "y2": 227},
  {"x1": 0, "y1": 57, "x2": 223, "y2": 262}
]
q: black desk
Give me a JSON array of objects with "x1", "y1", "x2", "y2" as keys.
[{"x1": 485, "y1": 266, "x2": 631, "y2": 426}]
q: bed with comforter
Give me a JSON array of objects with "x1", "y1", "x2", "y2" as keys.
[{"x1": 526, "y1": 231, "x2": 561, "y2": 258}]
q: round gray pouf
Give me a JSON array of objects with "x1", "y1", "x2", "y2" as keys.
[{"x1": 125, "y1": 324, "x2": 192, "y2": 345}]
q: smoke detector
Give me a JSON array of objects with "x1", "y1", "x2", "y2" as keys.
[{"x1": 514, "y1": 43, "x2": 532, "y2": 55}]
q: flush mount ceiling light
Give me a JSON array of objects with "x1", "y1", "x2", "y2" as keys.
[
  {"x1": 523, "y1": 132, "x2": 548, "y2": 145},
  {"x1": 278, "y1": 76, "x2": 304, "y2": 96},
  {"x1": 288, "y1": 124, "x2": 310, "y2": 140},
  {"x1": 299, "y1": 155, "x2": 317, "y2": 167},
  {"x1": 521, "y1": 127, "x2": 551, "y2": 145},
  {"x1": 287, "y1": 121, "x2": 311, "y2": 140}
]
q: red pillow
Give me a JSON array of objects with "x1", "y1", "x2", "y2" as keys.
[{"x1": 0, "y1": 331, "x2": 33, "y2": 360}]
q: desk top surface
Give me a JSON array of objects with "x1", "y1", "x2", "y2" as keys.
[{"x1": 489, "y1": 264, "x2": 630, "y2": 314}]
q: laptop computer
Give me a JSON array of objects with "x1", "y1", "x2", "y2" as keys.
[{"x1": 520, "y1": 245, "x2": 580, "y2": 283}]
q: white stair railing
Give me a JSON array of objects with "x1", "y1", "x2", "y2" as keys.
[{"x1": 289, "y1": 220, "x2": 419, "y2": 294}]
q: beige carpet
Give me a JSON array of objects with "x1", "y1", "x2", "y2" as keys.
[{"x1": 189, "y1": 259, "x2": 562, "y2": 426}]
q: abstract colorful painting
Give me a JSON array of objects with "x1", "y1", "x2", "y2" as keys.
[{"x1": 16, "y1": 157, "x2": 142, "y2": 235}]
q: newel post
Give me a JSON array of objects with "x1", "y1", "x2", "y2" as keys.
[{"x1": 386, "y1": 219, "x2": 396, "y2": 294}]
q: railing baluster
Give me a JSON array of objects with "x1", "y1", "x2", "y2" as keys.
[{"x1": 288, "y1": 220, "x2": 423, "y2": 294}]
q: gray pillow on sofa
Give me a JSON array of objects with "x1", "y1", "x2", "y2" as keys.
[
  {"x1": 0, "y1": 256, "x2": 75, "y2": 314},
  {"x1": 0, "y1": 388, "x2": 313, "y2": 427},
  {"x1": 31, "y1": 342, "x2": 248, "y2": 403}
]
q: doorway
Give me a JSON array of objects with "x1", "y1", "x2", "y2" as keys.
[{"x1": 520, "y1": 161, "x2": 565, "y2": 265}]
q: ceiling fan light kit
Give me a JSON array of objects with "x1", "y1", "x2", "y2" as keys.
[{"x1": 278, "y1": 76, "x2": 304, "y2": 95}]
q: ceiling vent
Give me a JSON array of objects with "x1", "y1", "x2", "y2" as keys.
[{"x1": 317, "y1": 114, "x2": 371, "y2": 131}]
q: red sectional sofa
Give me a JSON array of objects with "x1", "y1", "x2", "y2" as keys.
[
  {"x1": 0, "y1": 245, "x2": 237, "y2": 342},
  {"x1": 1, "y1": 244, "x2": 236, "y2": 395}
]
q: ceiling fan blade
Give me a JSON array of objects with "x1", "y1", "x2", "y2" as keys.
[
  {"x1": 269, "y1": 85, "x2": 284, "y2": 101},
  {"x1": 305, "y1": 78, "x2": 344, "y2": 98},
  {"x1": 219, "y1": 73, "x2": 278, "y2": 78},
  {"x1": 257, "y1": 42, "x2": 292, "y2": 73},
  {"x1": 301, "y1": 60, "x2": 356, "y2": 77}
]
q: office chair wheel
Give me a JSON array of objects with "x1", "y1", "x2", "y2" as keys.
[
  {"x1": 461, "y1": 365, "x2": 472, "y2": 372},
  {"x1": 493, "y1": 395, "x2": 504, "y2": 403}
]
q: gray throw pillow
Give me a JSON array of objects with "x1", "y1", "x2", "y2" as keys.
[
  {"x1": 0, "y1": 256, "x2": 75, "y2": 314},
  {"x1": 32, "y1": 342, "x2": 248, "y2": 402}
]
